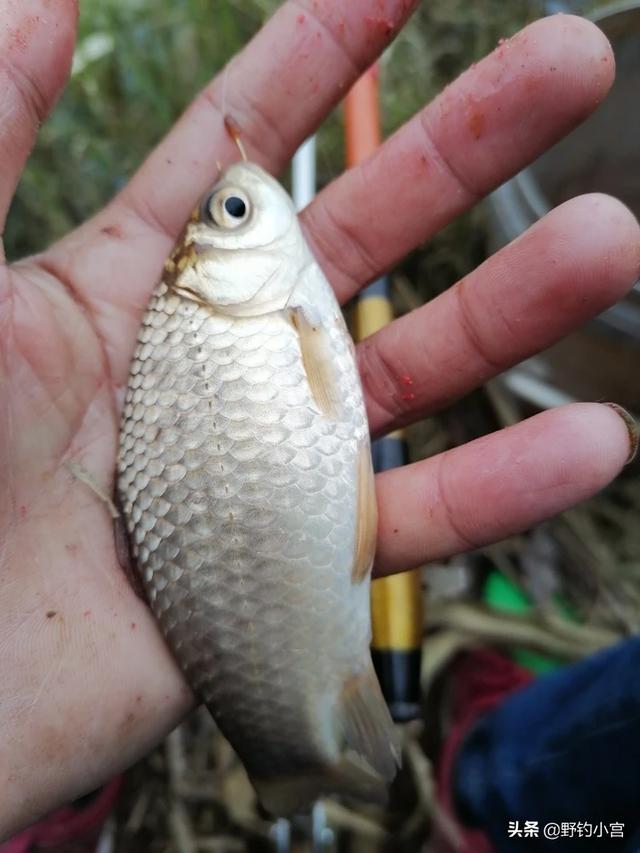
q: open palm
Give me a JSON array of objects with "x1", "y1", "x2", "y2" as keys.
[{"x1": 1, "y1": 0, "x2": 638, "y2": 837}]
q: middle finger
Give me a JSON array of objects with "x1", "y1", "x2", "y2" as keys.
[
  {"x1": 360, "y1": 193, "x2": 640, "y2": 438},
  {"x1": 302, "y1": 15, "x2": 614, "y2": 302}
]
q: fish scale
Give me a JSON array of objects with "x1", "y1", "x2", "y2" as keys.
[{"x1": 118, "y1": 161, "x2": 398, "y2": 814}]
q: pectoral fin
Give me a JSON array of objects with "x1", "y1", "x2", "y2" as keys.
[
  {"x1": 352, "y1": 441, "x2": 378, "y2": 583},
  {"x1": 289, "y1": 307, "x2": 340, "y2": 419}
]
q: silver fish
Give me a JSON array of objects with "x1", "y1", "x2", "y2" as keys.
[{"x1": 117, "y1": 160, "x2": 399, "y2": 815}]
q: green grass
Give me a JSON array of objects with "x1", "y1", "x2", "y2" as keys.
[
  {"x1": 6, "y1": 1, "x2": 617, "y2": 312},
  {"x1": 6, "y1": 0, "x2": 277, "y2": 258},
  {"x1": 6, "y1": 0, "x2": 546, "y2": 261}
]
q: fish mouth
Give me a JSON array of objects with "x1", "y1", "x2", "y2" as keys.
[{"x1": 169, "y1": 283, "x2": 208, "y2": 305}]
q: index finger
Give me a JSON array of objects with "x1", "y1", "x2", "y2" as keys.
[
  {"x1": 39, "y1": 0, "x2": 419, "y2": 384},
  {"x1": 113, "y1": 0, "x2": 419, "y2": 241}
]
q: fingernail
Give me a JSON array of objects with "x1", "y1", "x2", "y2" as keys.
[{"x1": 605, "y1": 403, "x2": 639, "y2": 464}]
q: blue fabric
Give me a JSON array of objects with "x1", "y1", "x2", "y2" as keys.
[{"x1": 454, "y1": 636, "x2": 640, "y2": 851}]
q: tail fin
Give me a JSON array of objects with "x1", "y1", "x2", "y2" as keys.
[{"x1": 253, "y1": 661, "x2": 401, "y2": 816}]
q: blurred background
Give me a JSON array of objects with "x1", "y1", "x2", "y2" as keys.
[{"x1": 8, "y1": 0, "x2": 639, "y2": 850}]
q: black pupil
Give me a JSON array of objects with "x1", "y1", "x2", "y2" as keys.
[{"x1": 224, "y1": 196, "x2": 246, "y2": 218}]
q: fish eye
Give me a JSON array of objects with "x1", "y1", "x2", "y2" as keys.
[
  {"x1": 204, "y1": 188, "x2": 251, "y2": 230},
  {"x1": 224, "y1": 196, "x2": 246, "y2": 218}
]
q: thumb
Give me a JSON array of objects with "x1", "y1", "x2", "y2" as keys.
[{"x1": 0, "y1": 0, "x2": 77, "y2": 242}]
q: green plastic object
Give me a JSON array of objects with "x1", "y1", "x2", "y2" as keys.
[{"x1": 483, "y1": 570, "x2": 573, "y2": 676}]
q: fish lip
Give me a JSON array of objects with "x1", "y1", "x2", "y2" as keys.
[{"x1": 169, "y1": 282, "x2": 207, "y2": 305}]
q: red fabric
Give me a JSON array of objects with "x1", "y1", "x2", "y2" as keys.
[
  {"x1": 1, "y1": 777, "x2": 122, "y2": 853},
  {"x1": 431, "y1": 648, "x2": 533, "y2": 853}
]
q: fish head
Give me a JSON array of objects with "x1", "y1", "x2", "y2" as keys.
[{"x1": 167, "y1": 162, "x2": 308, "y2": 317}]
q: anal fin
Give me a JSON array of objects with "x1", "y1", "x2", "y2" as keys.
[
  {"x1": 352, "y1": 440, "x2": 378, "y2": 583},
  {"x1": 338, "y1": 659, "x2": 401, "y2": 783},
  {"x1": 251, "y1": 662, "x2": 400, "y2": 817},
  {"x1": 252, "y1": 757, "x2": 387, "y2": 817}
]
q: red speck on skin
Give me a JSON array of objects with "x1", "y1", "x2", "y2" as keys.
[
  {"x1": 131, "y1": 622, "x2": 137, "y2": 630},
  {"x1": 401, "y1": 391, "x2": 416, "y2": 402},
  {"x1": 10, "y1": 29, "x2": 28, "y2": 50},
  {"x1": 468, "y1": 110, "x2": 486, "y2": 140},
  {"x1": 101, "y1": 224, "x2": 123, "y2": 239},
  {"x1": 311, "y1": 81, "x2": 320, "y2": 93},
  {"x1": 19, "y1": 505, "x2": 27, "y2": 518},
  {"x1": 363, "y1": 15, "x2": 395, "y2": 38},
  {"x1": 337, "y1": 18, "x2": 345, "y2": 35},
  {"x1": 601, "y1": 55, "x2": 610, "y2": 62},
  {"x1": 9, "y1": 15, "x2": 41, "y2": 52},
  {"x1": 393, "y1": 528, "x2": 399, "y2": 534},
  {"x1": 400, "y1": 375, "x2": 414, "y2": 386},
  {"x1": 296, "y1": 13, "x2": 305, "y2": 24},
  {"x1": 83, "y1": 610, "x2": 92, "y2": 617},
  {"x1": 525, "y1": 77, "x2": 540, "y2": 94},
  {"x1": 136, "y1": 695, "x2": 142, "y2": 703},
  {"x1": 65, "y1": 543, "x2": 79, "y2": 556}
]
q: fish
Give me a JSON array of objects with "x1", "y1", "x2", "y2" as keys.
[{"x1": 117, "y1": 154, "x2": 399, "y2": 815}]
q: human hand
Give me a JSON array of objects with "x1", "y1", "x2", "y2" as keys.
[{"x1": 1, "y1": 0, "x2": 638, "y2": 837}]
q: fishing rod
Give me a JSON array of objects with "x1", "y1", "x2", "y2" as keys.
[{"x1": 344, "y1": 66, "x2": 423, "y2": 723}]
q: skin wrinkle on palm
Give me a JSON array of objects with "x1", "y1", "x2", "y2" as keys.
[{"x1": 0, "y1": 0, "x2": 638, "y2": 838}]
